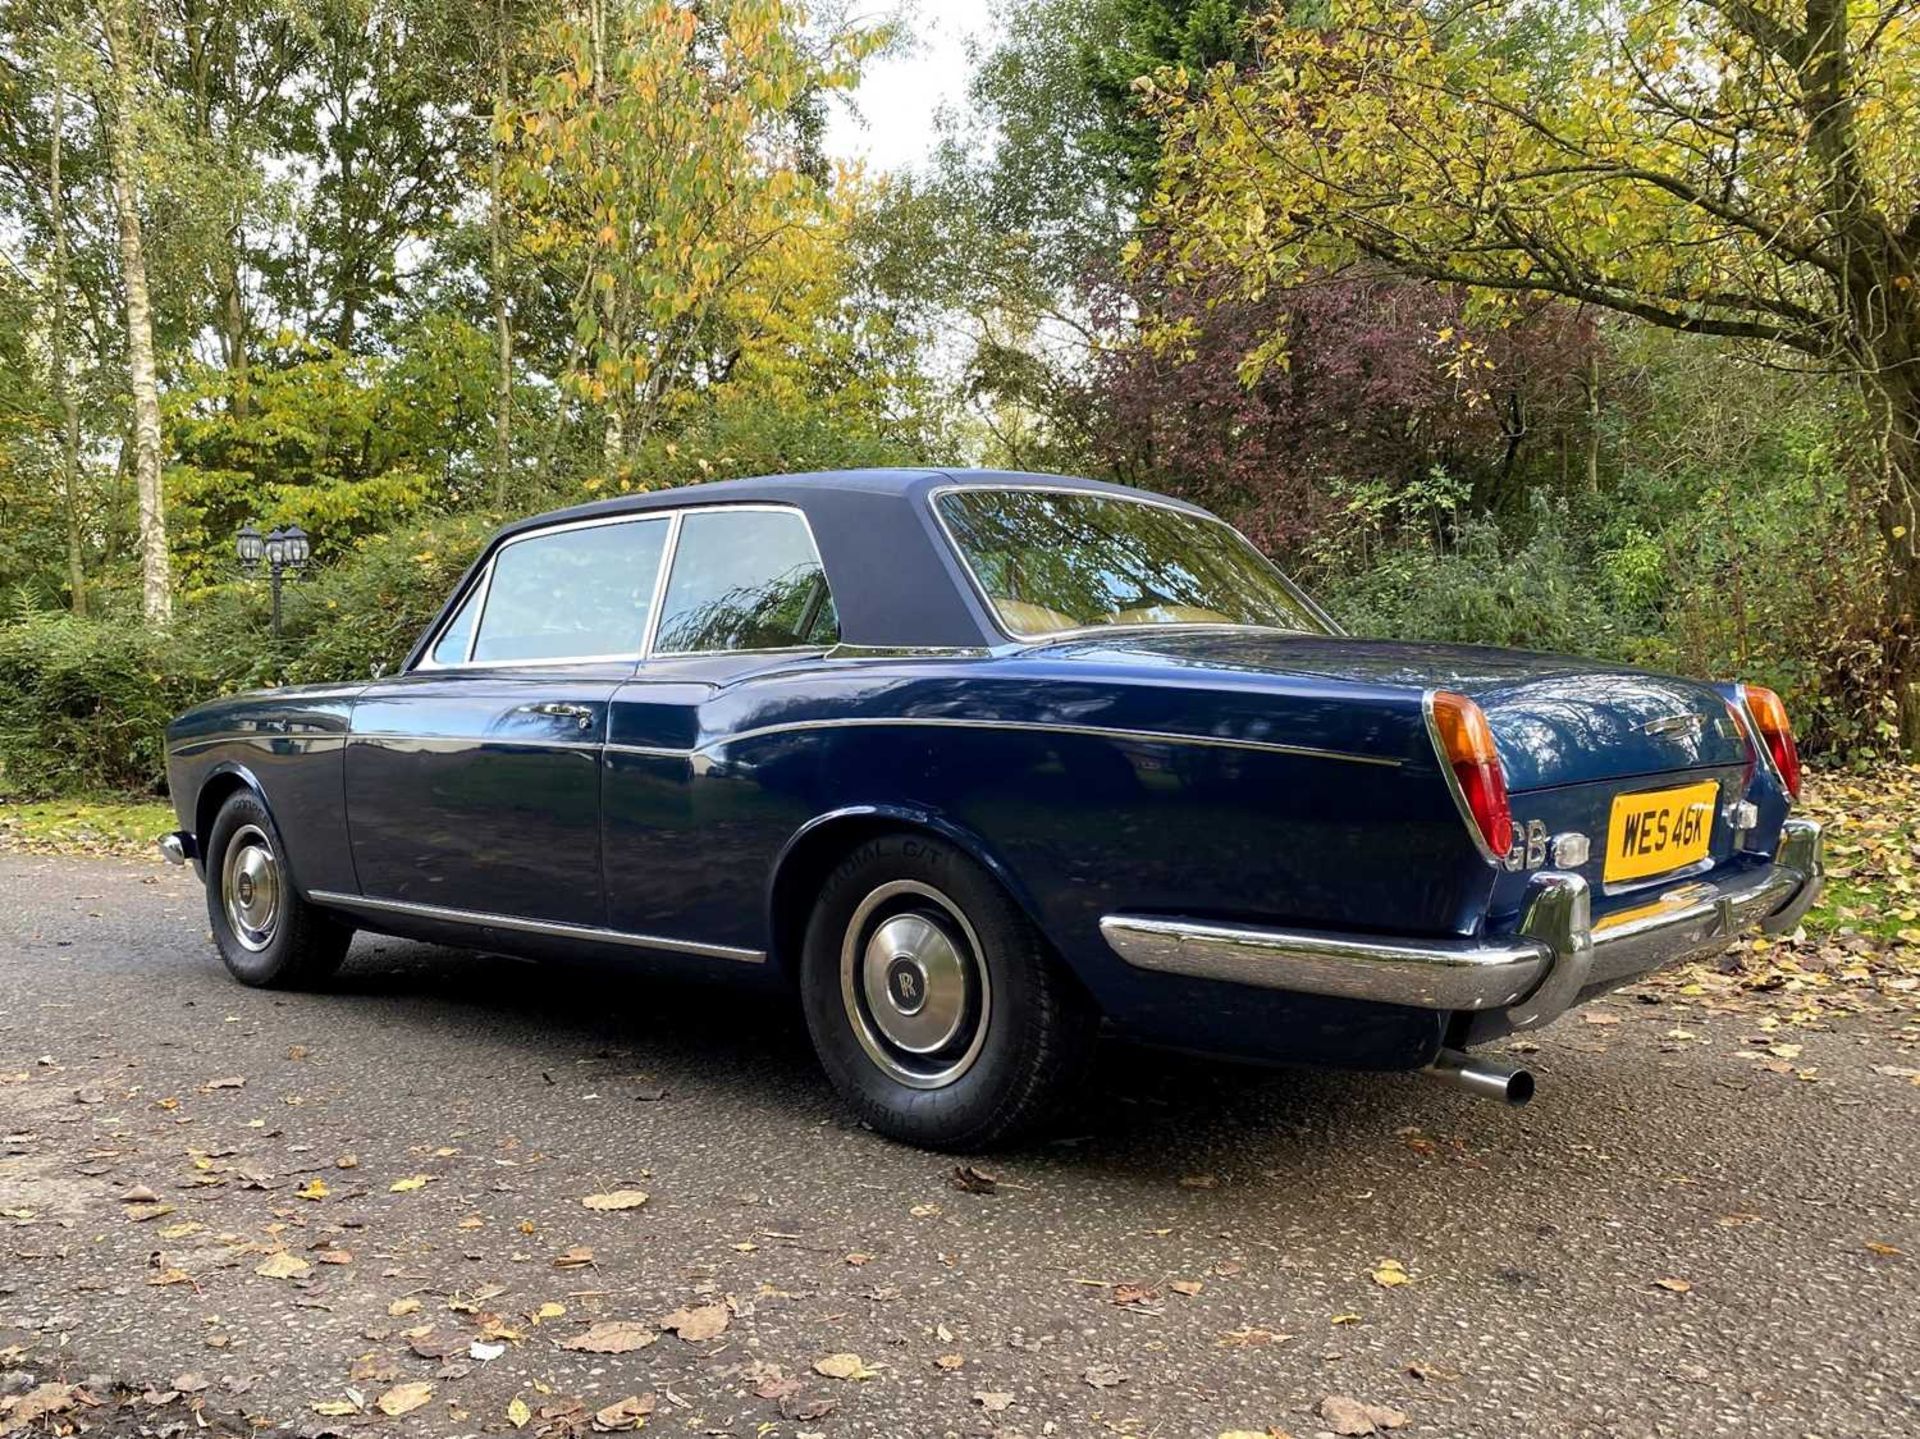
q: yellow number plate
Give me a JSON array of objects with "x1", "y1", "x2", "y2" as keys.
[{"x1": 1604, "y1": 780, "x2": 1718, "y2": 883}]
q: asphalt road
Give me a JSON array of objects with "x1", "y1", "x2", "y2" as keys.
[{"x1": 1, "y1": 853, "x2": 1915, "y2": 1439}]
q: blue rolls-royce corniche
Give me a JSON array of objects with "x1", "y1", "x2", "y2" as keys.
[{"x1": 162, "y1": 469, "x2": 1824, "y2": 1147}]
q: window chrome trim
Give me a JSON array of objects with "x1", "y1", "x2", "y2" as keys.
[
  {"x1": 305, "y1": 889, "x2": 765, "y2": 963},
  {"x1": 927, "y1": 482, "x2": 1344, "y2": 645},
  {"x1": 411, "y1": 502, "x2": 838, "y2": 673}
]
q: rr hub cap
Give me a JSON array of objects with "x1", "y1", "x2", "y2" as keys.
[
  {"x1": 221, "y1": 823, "x2": 281, "y2": 952},
  {"x1": 841, "y1": 880, "x2": 990, "y2": 1090}
]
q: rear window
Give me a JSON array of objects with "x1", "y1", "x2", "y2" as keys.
[{"x1": 936, "y1": 488, "x2": 1327, "y2": 639}]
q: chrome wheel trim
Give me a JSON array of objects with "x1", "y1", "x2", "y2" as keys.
[
  {"x1": 221, "y1": 823, "x2": 281, "y2": 953},
  {"x1": 840, "y1": 879, "x2": 991, "y2": 1090}
]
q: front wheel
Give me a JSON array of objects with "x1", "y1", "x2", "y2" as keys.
[
  {"x1": 800, "y1": 832, "x2": 1097, "y2": 1149},
  {"x1": 204, "y1": 790, "x2": 353, "y2": 988}
]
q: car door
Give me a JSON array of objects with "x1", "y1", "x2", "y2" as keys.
[
  {"x1": 603, "y1": 505, "x2": 840, "y2": 953},
  {"x1": 346, "y1": 514, "x2": 672, "y2": 926}
]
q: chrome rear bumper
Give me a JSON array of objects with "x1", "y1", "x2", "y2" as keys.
[{"x1": 1101, "y1": 818, "x2": 1823, "y2": 1032}]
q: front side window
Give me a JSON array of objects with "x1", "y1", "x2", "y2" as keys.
[
  {"x1": 429, "y1": 584, "x2": 481, "y2": 665},
  {"x1": 937, "y1": 488, "x2": 1329, "y2": 639},
  {"x1": 468, "y1": 518, "x2": 670, "y2": 663},
  {"x1": 654, "y1": 509, "x2": 838, "y2": 653}
]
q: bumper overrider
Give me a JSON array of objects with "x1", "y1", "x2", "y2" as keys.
[{"x1": 1102, "y1": 818, "x2": 1824, "y2": 1043}]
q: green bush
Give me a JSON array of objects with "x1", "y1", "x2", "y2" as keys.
[{"x1": 0, "y1": 615, "x2": 215, "y2": 799}]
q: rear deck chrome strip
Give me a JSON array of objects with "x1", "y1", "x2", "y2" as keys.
[{"x1": 305, "y1": 890, "x2": 765, "y2": 964}]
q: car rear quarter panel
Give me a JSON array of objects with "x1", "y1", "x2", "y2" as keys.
[
  {"x1": 165, "y1": 686, "x2": 362, "y2": 895},
  {"x1": 604, "y1": 652, "x2": 1489, "y2": 1062}
]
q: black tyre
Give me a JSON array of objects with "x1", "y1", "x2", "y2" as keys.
[
  {"x1": 800, "y1": 831, "x2": 1098, "y2": 1149},
  {"x1": 204, "y1": 789, "x2": 352, "y2": 988}
]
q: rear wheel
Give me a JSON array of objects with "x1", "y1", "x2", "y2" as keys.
[
  {"x1": 800, "y1": 831, "x2": 1097, "y2": 1149},
  {"x1": 204, "y1": 790, "x2": 352, "y2": 988}
]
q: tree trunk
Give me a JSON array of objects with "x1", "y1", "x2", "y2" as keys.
[
  {"x1": 49, "y1": 59, "x2": 87, "y2": 617},
  {"x1": 1583, "y1": 350, "x2": 1601, "y2": 493},
  {"x1": 100, "y1": 0, "x2": 170, "y2": 623},
  {"x1": 1866, "y1": 360, "x2": 1920, "y2": 752},
  {"x1": 490, "y1": 0, "x2": 512, "y2": 506}
]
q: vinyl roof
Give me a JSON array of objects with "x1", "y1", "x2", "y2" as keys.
[{"x1": 407, "y1": 468, "x2": 1211, "y2": 664}]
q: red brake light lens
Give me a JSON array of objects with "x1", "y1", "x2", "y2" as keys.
[
  {"x1": 1428, "y1": 690, "x2": 1512, "y2": 859},
  {"x1": 1741, "y1": 683, "x2": 1802, "y2": 799}
]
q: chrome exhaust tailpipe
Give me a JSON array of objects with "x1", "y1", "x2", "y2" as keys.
[{"x1": 1420, "y1": 1048, "x2": 1535, "y2": 1106}]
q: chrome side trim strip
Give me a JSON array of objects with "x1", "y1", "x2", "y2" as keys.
[
  {"x1": 605, "y1": 742, "x2": 698, "y2": 759},
  {"x1": 306, "y1": 890, "x2": 765, "y2": 963},
  {"x1": 167, "y1": 733, "x2": 348, "y2": 757},
  {"x1": 696, "y1": 715, "x2": 1402, "y2": 766},
  {"x1": 1100, "y1": 914, "x2": 1551, "y2": 1010},
  {"x1": 346, "y1": 733, "x2": 603, "y2": 753}
]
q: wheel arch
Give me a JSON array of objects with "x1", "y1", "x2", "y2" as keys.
[
  {"x1": 764, "y1": 805, "x2": 1050, "y2": 981},
  {"x1": 192, "y1": 763, "x2": 270, "y2": 868}
]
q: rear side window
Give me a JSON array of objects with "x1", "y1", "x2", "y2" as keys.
[
  {"x1": 469, "y1": 518, "x2": 670, "y2": 663},
  {"x1": 654, "y1": 509, "x2": 838, "y2": 653}
]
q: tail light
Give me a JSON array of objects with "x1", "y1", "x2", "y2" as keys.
[
  {"x1": 1426, "y1": 690, "x2": 1512, "y2": 860},
  {"x1": 1740, "y1": 683, "x2": 1802, "y2": 799}
]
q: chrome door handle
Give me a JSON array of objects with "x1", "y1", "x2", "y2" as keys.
[{"x1": 521, "y1": 702, "x2": 595, "y2": 731}]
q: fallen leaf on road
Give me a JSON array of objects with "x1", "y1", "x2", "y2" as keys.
[
  {"x1": 203, "y1": 1076, "x2": 246, "y2": 1090},
  {"x1": 814, "y1": 1353, "x2": 878, "y2": 1381},
  {"x1": 390, "y1": 1175, "x2": 433, "y2": 1192},
  {"x1": 909, "y1": 1203, "x2": 941, "y2": 1218},
  {"x1": 845, "y1": 1252, "x2": 871, "y2": 1266},
  {"x1": 1320, "y1": 1394, "x2": 1408, "y2": 1434},
  {"x1": 296, "y1": 1178, "x2": 329, "y2": 1201},
  {"x1": 120, "y1": 1185, "x2": 158, "y2": 1203},
  {"x1": 1582, "y1": 1011, "x2": 1619, "y2": 1026},
  {"x1": 933, "y1": 1353, "x2": 964, "y2": 1369},
  {"x1": 506, "y1": 1397, "x2": 531, "y2": 1428},
  {"x1": 1371, "y1": 1258, "x2": 1412, "y2": 1288},
  {"x1": 388, "y1": 1297, "x2": 422, "y2": 1317},
  {"x1": 1178, "y1": 1174, "x2": 1218, "y2": 1189},
  {"x1": 1171, "y1": 1279, "x2": 1204, "y2": 1296},
  {"x1": 558, "y1": 1321, "x2": 657, "y2": 1354},
  {"x1": 591, "y1": 1395, "x2": 656, "y2": 1431},
  {"x1": 254, "y1": 1252, "x2": 309, "y2": 1279},
  {"x1": 972, "y1": 1392, "x2": 1014, "y2": 1412},
  {"x1": 310, "y1": 1399, "x2": 360, "y2": 1417},
  {"x1": 1216, "y1": 1326, "x2": 1290, "y2": 1348},
  {"x1": 553, "y1": 1246, "x2": 594, "y2": 1268},
  {"x1": 125, "y1": 1203, "x2": 174, "y2": 1222},
  {"x1": 1082, "y1": 1364, "x2": 1126, "y2": 1388},
  {"x1": 1652, "y1": 1277, "x2": 1692, "y2": 1293},
  {"x1": 1111, "y1": 1283, "x2": 1158, "y2": 1306},
  {"x1": 580, "y1": 1189, "x2": 649, "y2": 1211},
  {"x1": 661, "y1": 1303, "x2": 729, "y2": 1341},
  {"x1": 375, "y1": 1382, "x2": 433, "y2": 1416},
  {"x1": 156, "y1": 1221, "x2": 202, "y2": 1240},
  {"x1": 1865, "y1": 1241, "x2": 1904, "y2": 1257},
  {"x1": 470, "y1": 1341, "x2": 506, "y2": 1362},
  {"x1": 949, "y1": 1164, "x2": 997, "y2": 1194},
  {"x1": 3, "y1": 1383, "x2": 77, "y2": 1429}
]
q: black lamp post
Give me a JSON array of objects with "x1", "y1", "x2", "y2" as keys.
[{"x1": 238, "y1": 521, "x2": 310, "y2": 636}]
